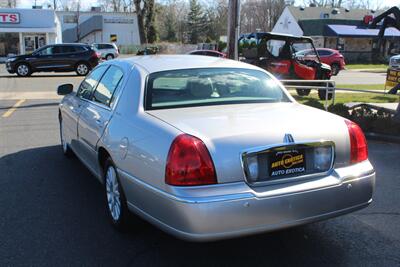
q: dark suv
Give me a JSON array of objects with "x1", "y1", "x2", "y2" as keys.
[{"x1": 6, "y1": 43, "x2": 100, "y2": 77}]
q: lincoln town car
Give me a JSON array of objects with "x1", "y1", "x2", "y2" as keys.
[{"x1": 57, "y1": 55, "x2": 375, "y2": 241}]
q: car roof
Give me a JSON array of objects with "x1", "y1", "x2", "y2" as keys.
[
  {"x1": 190, "y1": 50, "x2": 223, "y2": 53},
  {"x1": 51, "y1": 43, "x2": 89, "y2": 46},
  {"x1": 121, "y1": 55, "x2": 260, "y2": 73}
]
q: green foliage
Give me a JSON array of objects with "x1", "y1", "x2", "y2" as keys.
[
  {"x1": 164, "y1": 14, "x2": 177, "y2": 42},
  {"x1": 350, "y1": 106, "x2": 400, "y2": 135},
  {"x1": 218, "y1": 41, "x2": 227, "y2": 52},
  {"x1": 187, "y1": 0, "x2": 205, "y2": 44},
  {"x1": 302, "y1": 98, "x2": 325, "y2": 110},
  {"x1": 328, "y1": 103, "x2": 350, "y2": 119}
]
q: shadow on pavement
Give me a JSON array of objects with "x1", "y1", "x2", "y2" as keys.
[
  {"x1": 0, "y1": 102, "x2": 59, "y2": 110},
  {"x1": 0, "y1": 74, "x2": 79, "y2": 78},
  {"x1": 0, "y1": 145, "x2": 395, "y2": 266}
]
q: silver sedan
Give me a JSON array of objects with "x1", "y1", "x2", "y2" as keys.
[{"x1": 58, "y1": 55, "x2": 375, "y2": 241}]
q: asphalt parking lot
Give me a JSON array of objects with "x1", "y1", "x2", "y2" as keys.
[{"x1": 0, "y1": 72, "x2": 399, "y2": 266}]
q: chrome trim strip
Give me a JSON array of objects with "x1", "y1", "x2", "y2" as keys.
[
  {"x1": 117, "y1": 168, "x2": 253, "y2": 204},
  {"x1": 240, "y1": 140, "x2": 336, "y2": 187}
]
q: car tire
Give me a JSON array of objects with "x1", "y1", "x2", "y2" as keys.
[
  {"x1": 296, "y1": 89, "x2": 311, "y2": 96},
  {"x1": 75, "y1": 62, "x2": 90, "y2": 76},
  {"x1": 103, "y1": 158, "x2": 129, "y2": 230},
  {"x1": 59, "y1": 117, "x2": 74, "y2": 157},
  {"x1": 331, "y1": 63, "x2": 340, "y2": 76},
  {"x1": 106, "y1": 54, "x2": 114, "y2": 60},
  {"x1": 16, "y1": 63, "x2": 31, "y2": 77}
]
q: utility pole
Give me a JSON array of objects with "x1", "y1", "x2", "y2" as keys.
[
  {"x1": 53, "y1": 0, "x2": 57, "y2": 10},
  {"x1": 227, "y1": 0, "x2": 240, "y2": 60}
]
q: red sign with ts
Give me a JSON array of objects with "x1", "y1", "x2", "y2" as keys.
[{"x1": 0, "y1": 13, "x2": 20, "y2": 24}]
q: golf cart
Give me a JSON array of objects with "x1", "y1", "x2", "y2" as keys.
[{"x1": 239, "y1": 32, "x2": 333, "y2": 100}]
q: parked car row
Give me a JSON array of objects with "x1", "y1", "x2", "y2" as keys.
[{"x1": 5, "y1": 42, "x2": 119, "y2": 77}]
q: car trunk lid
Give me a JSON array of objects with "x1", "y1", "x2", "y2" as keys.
[{"x1": 148, "y1": 103, "x2": 350, "y2": 184}]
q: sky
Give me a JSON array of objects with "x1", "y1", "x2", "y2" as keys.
[{"x1": 16, "y1": 0, "x2": 400, "y2": 9}]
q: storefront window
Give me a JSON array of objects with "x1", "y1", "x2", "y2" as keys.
[
  {"x1": 0, "y1": 33, "x2": 19, "y2": 57},
  {"x1": 23, "y1": 34, "x2": 47, "y2": 54}
]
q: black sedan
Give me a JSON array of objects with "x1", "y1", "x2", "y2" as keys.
[{"x1": 6, "y1": 43, "x2": 100, "y2": 77}]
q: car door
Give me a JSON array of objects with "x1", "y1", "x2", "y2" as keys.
[
  {"x1": 29, "y1": 45, "x2": 58, "y2": 70},
  {"x1": 63, "y1": 65, "x2": 109, "y2": 153},
  {"x1": 77, "y1": 65, "x2": 124, "y2": 173},
  {"x1": 59, "y1": 45, "x2": 79, "y2": 70}
]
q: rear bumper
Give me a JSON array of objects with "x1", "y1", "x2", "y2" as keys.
[{"x1": 119, "y1": 161, "x2": 375, "y2": 242}]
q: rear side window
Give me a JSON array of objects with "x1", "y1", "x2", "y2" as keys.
[
  {"x1": 92, "y1": 66, "x2": 124, "y2": 106},
  {"x1": 106, "y1": 44, "x2": 115, "y2": 49},
  {"x1": 77, "y1": 66, "x2": 108, "y2": 99},
  {"x1": 60, "y1": 46, "x2": 76, "y2": 53},
  {"x1": 74, "y1": 46, "x2": 86, "y2": 52}
]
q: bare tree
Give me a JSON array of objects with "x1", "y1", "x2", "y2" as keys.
[
  {"x1": 0, "y1": 0, "x2": 18, "y2": 8},
  {"x1": 240, "y1": 0, "x2": 285, "y2": 33}
]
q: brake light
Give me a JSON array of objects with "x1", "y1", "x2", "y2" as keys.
[
  {"x1": 165, "y1": 134, "x2": 217, "y2": 186},
  {"x1": 345, "y1": 120, "x2": 368, "y2": 164}
]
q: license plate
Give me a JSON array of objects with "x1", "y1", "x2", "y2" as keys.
[{"x1": 269, "y1": 148, "x2": 306, "y2": 178}]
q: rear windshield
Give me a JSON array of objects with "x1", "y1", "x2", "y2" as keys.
[{"x1": 145, "y1": 68, "x2": 289, "y2": 110}]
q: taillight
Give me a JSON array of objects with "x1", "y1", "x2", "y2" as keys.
[
  {"x1": 345, "y1": 120, "x2": 368, "y2": 164},
  {"x1": 165, "y1": 134, "x2": 217, "y2": 186}
]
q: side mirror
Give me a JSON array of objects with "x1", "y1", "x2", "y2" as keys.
[{"x1": 57, "y1": 84, "x2": 73, "y2": 95}]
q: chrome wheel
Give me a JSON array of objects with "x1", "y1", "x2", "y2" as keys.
[
  {"x1": 17, "y1": 64, "x2": 29, "y2": 76},
  {"x1": 106, "y1": 54, "x2": 114, "y2": 60},
  {"x1": 106, "y1": 166, "x2": 121, "y2": 221},
  {"x1": 76, "y1": 63, "x2": 89, "y2": 75}
]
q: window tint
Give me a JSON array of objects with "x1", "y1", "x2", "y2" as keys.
[
  {"x1": 92, "y1": 66, "x2": 123, "y2": 106},
  {"x1": 60, "y1": 45, "x2": 76, "y2": 53},
  {"x1": 77, "y1": 66, "x2": 108, "y2": 99},
  {"x1": 206, "y1": 51, "x2": 218, "y2": 57},
  {"x1": 146, "y1": 68, "x2": 289, "y2": 110},
  {"x1": 106, "y1": 44, "x2": 114, "y2": 49},
  {"x1": 38, "y1": 46, "x2": 57, "y2": 55},
  {"x1": 74, "y1": 46, "x2": 86, "y2": 52},
  {"x1": 318, "y1": 50, "x2": 333, "y2": 56}
]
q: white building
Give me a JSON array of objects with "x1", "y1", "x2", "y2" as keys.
[
  {"x1": 0, "y1": 8, "x2": 62, "y2": 57},
  {"x1": 271, "y1": 6, "x2": 400, "y2": 62},
  {"x1": 56, "y1": 11, "x2": 140, "y2": 46}
]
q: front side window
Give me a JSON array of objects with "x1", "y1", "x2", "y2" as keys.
[
  {"x1": 146, "y1": 68, "x2": 289, "y2": 110},
  {"x1": 92, "y1": 66, "x2": 123, "y2": 106},
  {"x1": 77, "y1": 66, "x2": 108, "y2": 100},
  {"x1": 37, "y1": 46, "x2": 58, "y2": 55}
]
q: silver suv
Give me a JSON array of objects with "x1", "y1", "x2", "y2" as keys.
[{"x1": 92, "y1": 43, "x2": 119, "y2": 60}]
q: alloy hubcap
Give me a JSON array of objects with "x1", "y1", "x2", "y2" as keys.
[
  {"x1": 17, "y1": 65, "x2": 28, "y2": 76},
  {"x1": 106, "y1": 166, "x2": 121, "y2": 221},
  {"x1": 77, "y1": 64, "x2": 88, "y2": 75},
  {"x1": 107, "y1": 55, "x2": 113, "y2": 60}
]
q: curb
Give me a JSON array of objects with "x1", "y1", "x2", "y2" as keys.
[{"x1": 365, "y1": 132, "x2": 400, "y2": 144}]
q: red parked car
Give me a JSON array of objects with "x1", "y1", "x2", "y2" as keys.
[
  {"x1": 296, "y1": 48, "x2": 345, "y2": 75},
  {"x1": 188, "y1": 50, "x2": 227, "y2": 58}
]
